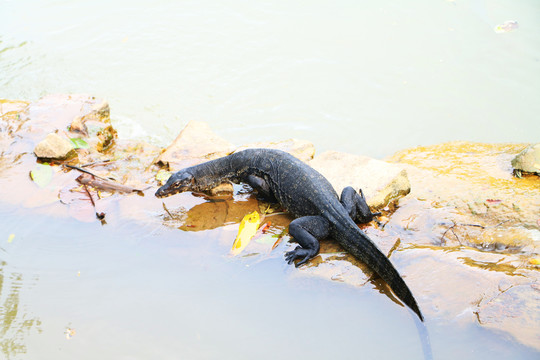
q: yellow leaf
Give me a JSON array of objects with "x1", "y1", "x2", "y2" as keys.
[
  {"x1": 7, "y1": 234, "x2": 15, "y2": 243},
  {"x1": 156, "y1": 169, "x2": 172, "y2": 185},
  {"x1": 529, "y1": 258, "x2": 540, "y2": 266},
  {"x1": 231, "y1": 211, "x2": 260, "y2": 256}
]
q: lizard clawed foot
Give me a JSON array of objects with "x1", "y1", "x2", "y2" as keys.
[{"x1": 285, "y1": 246, "x2": 315, "y2": 267}]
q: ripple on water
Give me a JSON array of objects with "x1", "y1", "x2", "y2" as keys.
[{"x1": 0, "y1": 261, "x2": 42, "y2": 359}]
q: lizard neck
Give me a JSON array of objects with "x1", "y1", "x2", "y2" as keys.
[{"x1": 189, "y1": 151, "x2": 253, "y2": 190}]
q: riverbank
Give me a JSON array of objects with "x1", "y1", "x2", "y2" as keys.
[{"x1": 1, "y1": 94, "x2": 538, "y2": 356}]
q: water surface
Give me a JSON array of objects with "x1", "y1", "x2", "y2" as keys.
[
  {"x1": 1, "y1": 0, "x2": 539, "y2": 158},
  {"x1": 1, "y1": 202, "x2": 538, "y2": 360}
]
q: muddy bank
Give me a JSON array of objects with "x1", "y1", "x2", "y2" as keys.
[{"x1": 1, "y1": 94, "x2": 538, "y2": 351}]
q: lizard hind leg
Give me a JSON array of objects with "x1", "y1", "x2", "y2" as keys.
[
  {"x1": 285, "y1": 215, "x2": 329, "y2": 267},
  {"x1": 340, "y1": 186, "x2": 381, "y2": 224}
]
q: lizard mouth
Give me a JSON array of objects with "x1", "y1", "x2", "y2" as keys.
[{"x1": 155, "y1": 186, "x2": 187, "y2": 198}]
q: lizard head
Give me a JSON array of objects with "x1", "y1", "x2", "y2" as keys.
[{"x1": 155, "y1": 170, "x2": 195, "y2": 198}]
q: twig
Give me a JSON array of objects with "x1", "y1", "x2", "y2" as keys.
[
  {"x1": 80, "y1": 159, "x2": 112, "y2": 168},
  {"x1": 460, "y1": 223, "x2": 486, "y2": 229},
  {"x1": 162, "y1": 202, "x2": 175, "y2": 219},
  {"x1": 64, "y1": 164, "x2": 109, "y2": 181},
  {"x1": 82, "y1": 184, "x2": 105, "y2": 221},
  {"x1": 263, "y1": 212, "x2": 288, "y2": 217},
  {"x1": 441, "y1": 220, "x2": 511, "y2": 246},
  {"x1": 441, "y1": 222, "x2": 462, "y2": 245},
  {"x1": 494, "y1": 220, "x2": 511, "y2": 228}
]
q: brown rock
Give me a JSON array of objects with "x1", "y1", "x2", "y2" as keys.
[
  {"x1": 1, "y1": 99, "x2": 30, "y2": 154},
  {"x1": 34, "y1": 133, "x2": 76, "y2": 160},
  {"x1": 476, "y1": 283, "x2": 540, "y2": 350},
  {"x1": 234, "y1": 138, "x2": 316, "y2": 162},
  {"x1": 512, "y1": 143, "x2": 540, "y2": 175},
  {"x1": 21, "y1": 94, "x2": 110, "y2": 141},
  {"x1": 0, "y1": 99, "x2": 29, "y2": 116},
  {"x1": 309, "y1": 151, "x2": 410, "y2": 209},
  {"x1": 388, "y1": 142, "x2": 540, "y2": 231},
  {"x1": 155, "y1": 121, "x2": 234, "y2": 171}
]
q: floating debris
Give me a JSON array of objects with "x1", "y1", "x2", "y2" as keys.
[
  {"x1": 64, "y1": 327, "x2": 76, "y2": 339},
  {"x1": 30, "y1": 163, "x2": 53, "y2": 188},
  {"x1": 494, "y1": 20, "x2": 519, "y2": 34}
]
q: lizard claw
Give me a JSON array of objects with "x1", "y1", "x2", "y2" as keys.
[{"x1": 285, "y1": 246, "x2": 314, "y2": 267}]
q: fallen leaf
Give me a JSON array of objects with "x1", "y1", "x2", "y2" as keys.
[
  {"x1": 231, "y1": 211, "x2": 260, "y2": 255},
  {"x1": 7, "y1": 234, "x2": 15, "y2": 243},
  {"x1": 30, "y1": 163, "x2": 53, "y2": 188},
  {"x1": 69, "y1": 137, "x2": 90, "y2": 149},
  {"x1": 261, "y1": 221, "x2": 271, "y2": 233},
  {"x1": 76, "y1": 173, "x2": 142, "y2": 194},
  {"x1": 156, "y1": 169, "x2": 172, "y2": 185},
  {"x1": 271, "y1": 228, "x2": 288, "y2": 250},
  {"x1": 529, "y1": 258, "x2": 540, "y2": 266}
]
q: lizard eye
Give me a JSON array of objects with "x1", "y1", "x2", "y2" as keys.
[{"x1": 172, "y1": 181, "x2": 181, "y2": 188}]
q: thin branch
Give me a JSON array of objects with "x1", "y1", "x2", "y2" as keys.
[
  {"x1": 162, "y1": 202, "x2": 175, "y2": 219},
  {"x1": 80, "y1": 159, "x2": 112, "y2": 168},
  {"x1": 64, "y1": 164, "x2": 109, "y2": 181}
]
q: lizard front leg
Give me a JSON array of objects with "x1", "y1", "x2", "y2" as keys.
[{"x1": 285, "y1": 215, "x2": 329, "y2": 267}]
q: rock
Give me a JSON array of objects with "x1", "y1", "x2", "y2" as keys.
[
  {"x1": 385, "y1": 141, "x2": 540, "y2": 349},
  {"x1": 34, "y1": 133, "x2": 76, "y2": 160},
  {"x1": 95, "y1": 125, "x2": 117, "y2": 152},
  {"x1": 309, "y1": 151, "x2": 410, "y2": 210},
  {"x1": 367, "y1": 170, "x2": 411, "y2": 210},
  {"x1": 21, "y1": 94, "x2": 111, "y2": 141},
  {"x1": 512, "y1": 143, "x2": 540, "y2": 175},
  {"x1": 1, "y1": 99, "x2": 30, "y2": 154},
  {"x1": 155, "y1": 121, "x2": 234, "y2": 171},
  {"x1": 0, "y1": 99, "x2": 29, "y2": 116},
  {"x1": 476, "y1": 283, "x2": 540, "y2": 350},
  {"x1": 388, "y1": 142, "x2": 540, "y2": 229},
  {"x1": 209, "y1": 182, "x2": 234, "y2": 195},
  {"x1": 400, "y1": 246, "x2": 535, "y2": 324},
  {"x1": 234, "y1": 138, "x2": 315, "y2": 162}
]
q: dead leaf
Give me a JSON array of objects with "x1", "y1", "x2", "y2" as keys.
[
  {"x1": 76, "y1": 173, "x2": 143, "y2": 194},
  {"x1": 231, "y1": 211, "x2": 260, "y2": 255},
  {"x1": 271, "y1": 227, "x2": 288, "y2": 250}
]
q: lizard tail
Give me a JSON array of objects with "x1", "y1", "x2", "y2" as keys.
[{"x1": 335, "y1": 216, "x2": 424, "y2": 321}]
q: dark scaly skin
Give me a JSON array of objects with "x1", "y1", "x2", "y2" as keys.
[{"x1": 156, "y1": 148, "x2": 423, "y2": 321}]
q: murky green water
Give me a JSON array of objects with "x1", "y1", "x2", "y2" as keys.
[
  {"x1": 1, "y1": 1, "x2": 540, "y2": 359},
  {"x1": 1, "y1": 0, "x2": 539, "y2": 158}
]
